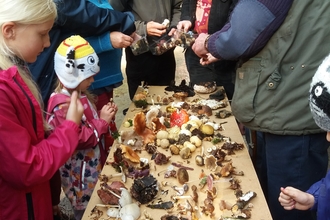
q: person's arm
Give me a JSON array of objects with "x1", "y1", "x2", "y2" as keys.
[
  {"x1": 0, "y1": 97, "x2": 80, "y2": 188},
  {"x1": 108, "y1": 0, "x2": 128, "y2": 12},
  {"x1": 180, "y1": 0, "x2": 191, "y2": 21},
  {"x1": 169, "y1": 0, "x2": 182, "y2": 29},
  {"x1": 49, "y1": 105, "x2": 109, "y2": 150},
  {"x1": 279, "y1": 186, "x2": 315, "y2": 211},
  {"x1": 305, "y1": 178, "x2": 325, "y2": 211},
  {"x1": 194, "y1": 0, "x2": 294, "y2": 60},
  {"x1": 86, "y1": 31, "x2": 114, "y2": 53},
  {"x1": 54, "y1": 0, "x2": 135, "y2": 36}
]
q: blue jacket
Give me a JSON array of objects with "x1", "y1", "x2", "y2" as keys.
[
  {"x1": 28, "y1": 0, "x2": 135, "y2": 105},
  {"x1": 206, "y1": 0, "x2": 294, "y2": 60},
  {"x1": 307, "y1": 171, "x2": 330, "y2": 219},
  {"x1": 86, "y1": 0, "x2": 132, "y2": 92}
]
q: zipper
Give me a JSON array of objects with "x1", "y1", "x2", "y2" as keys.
[
  {"x1": 81, "y1": 161, "x2": 86, "y2": 189},
  {"x1": 26, "y1": 193, "x2": 35, "y2": 220}
]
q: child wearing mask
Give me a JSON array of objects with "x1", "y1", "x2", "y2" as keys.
[
  {"x1": 279, "y1": 53, "x2": 330, "y2": 219},
  {"x1": 47, "y1": 35, "x2": 117, "y2": 220}
]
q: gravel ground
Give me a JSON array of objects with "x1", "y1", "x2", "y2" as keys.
[{"x1": 58, "y1": 47, "x2": 189, "y2": 218}]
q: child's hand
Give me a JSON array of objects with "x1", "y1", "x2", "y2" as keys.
[
  {"x1": 107, "y1": 102, "x2": 118, "y2": 114},
  {"x1": 66, "y1": 91, "x2": 84, "y2": 125},
  {"x1": 100, "y1": 103, "x2": 117, "y2": 123},
  {"x1": 278, "y1": 187, "x2": 314, "y2": 211}
]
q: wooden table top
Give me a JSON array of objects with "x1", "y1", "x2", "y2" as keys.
[{"x1": 82, "y1": 86, "x2": 272, "y2": 220}]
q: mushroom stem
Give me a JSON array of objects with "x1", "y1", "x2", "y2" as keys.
[
  {"x1": 108, "y1": 166, "x2": 127, "y2": 182},
  {"x1": 157, "y1": 169, "x2": 167, "y2": 176},
  {"x1": 172, "y1": 195, "x2": 193, "y2": 200},
  {"x1": 101, "y1": 186, "x2": 121, "y2": 199},
  {"x1": 95, "y1": 204, "x2": 120, "y2": 208}
]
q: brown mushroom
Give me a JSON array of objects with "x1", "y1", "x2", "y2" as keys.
[
  {"x1": 120, "y1": 145, "x2": 140, "y2": 163},
  {"x1": 205, "y1": 155, "x2": 217, "y2": 171}
]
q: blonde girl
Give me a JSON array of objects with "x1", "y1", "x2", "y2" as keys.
[{"x1": 0, "y1": 0, "x2": 84, "y2": 219}]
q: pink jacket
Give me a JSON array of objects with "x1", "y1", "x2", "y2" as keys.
[
  {"x1": 47, "y1": 92, "x2": 109, "y2": 210},
  {"x1": 0, "y1": 66, "x2": 80, "y2": 220}
]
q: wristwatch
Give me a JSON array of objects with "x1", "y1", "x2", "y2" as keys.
[{"x1": 204, "y1": 35, "x2": 211, "y2": 52}]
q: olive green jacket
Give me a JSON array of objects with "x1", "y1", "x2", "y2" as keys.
[{"x1": 232, "y1": 0, "x2": 330, "y2": 135}]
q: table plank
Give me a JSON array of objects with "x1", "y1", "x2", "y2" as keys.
[{"x1": 82, "y1": 86, "x2": 272, "y2": 220}]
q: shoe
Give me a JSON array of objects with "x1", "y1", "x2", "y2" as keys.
[{"x1": 123, "y1": 108, "x2": 128, "y2": 115}]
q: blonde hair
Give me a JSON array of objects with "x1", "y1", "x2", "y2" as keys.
[{"x1": 0, "y1": 0, "x2": 57, "y2": 130}]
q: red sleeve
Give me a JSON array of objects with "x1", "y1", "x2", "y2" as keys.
[{"x1": 49, "y1": 105, "x2": 109, "y2": 150}]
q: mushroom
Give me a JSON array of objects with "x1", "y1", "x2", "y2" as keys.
[
  {"x1": 121, "y1": 145, "x2": 140, "y2": 163},
  {"x1": 120, "y1": 203, "x2": 141, "y2": 220},
  {"x1": 190, "y1": 136, "x2": 202, "y2": 147},
  {"x1": 199, "y1": 124, "x2": 214, "y2": 136},
  {"x1": 109, "y1": 166, "x2": 127, "y2": 183},
  {"x1": 177, "y1": 167, "x2": 189, "y2": 184},
  {"x1": 198, "y1": 105, "x2": 213, "y2": 116},
  {"x1": 171, "y1": 195, "x2": 193, "y2": 201},
  {"x1": 183, "y1": 141, "x2": 196, "y2": 153},
  {"x1": 205, "y1": 155, "x2": 218, "y2": 171},
  {"x1": 195, "y1": 155, "x2": 204, "y2": 166},
  {"x1": 179, "y1": 146, "x2": 191, "y2": 159},
  {"x1": 157, "y1": 138, "x2": 170, "y2": 149},
  {"x1": 119, "y1": 188, "x2": 133, "y2": 207},
  {"x1": 156, "y1": 130, "x2": 169, "y2": 139},
  {"x1": 173, "y1": 92, "x2": 188, "y2": 101},
  {"x1": 172, "y1": 184, "x2": 189, "y2": 195}
]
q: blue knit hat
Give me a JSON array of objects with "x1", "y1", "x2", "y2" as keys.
[{"x1": 309, "y1": 54, "x2": 330, "y2": 131}]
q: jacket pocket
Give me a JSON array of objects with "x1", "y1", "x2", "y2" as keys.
[
  {"x1": 265, "y1": 70, "x2": 281, "y2": 91},
  {"x1": 231, "y1": 58, "x2": 262, "y2": 123}
]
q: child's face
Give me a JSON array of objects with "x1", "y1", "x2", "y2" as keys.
[
  {"x1": 77, "y1": 76, "x2": 94, "y2": 92},
  {"x1": 5, "y1": 20, "x2": 54, "y2": 63}
]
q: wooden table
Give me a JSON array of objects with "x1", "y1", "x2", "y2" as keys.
[{"x1": 82, "y1": 86, "x2": 272, "y2": 220}]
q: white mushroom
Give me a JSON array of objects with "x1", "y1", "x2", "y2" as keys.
[
  {"x1": 183, "y1": 141, "x2": 196, "y2": 153},
  {"x1": 106, "y1": 208, "x2": 120, "y2": 218},
  {"x1": 159, "y1": 139, "x2": 170, "y2": 149},
  {"x1": 156, "y1": 130, "x2": 169, "y2": 139},
  {"x1": 205, "y1": 122, "x2": 220, "y2": 130},
  {"x1": 119, "y1": 188, "x2": 133, "y2": 207},
  {"x1": 190, "y1": 136, "x2": 202, "y2": 147},
  {"x1": 109, "y1": 166, "x2": 127, "y2": 183},
  {"x1": 180, "y1": 129, "x2": 191, "y2": 136},
  {"x1": 120, "y1": 203, "x2": 141, "y2": 220}
]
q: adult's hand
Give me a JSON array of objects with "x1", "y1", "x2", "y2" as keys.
[
  {"x1": 66, "y1": 91, "x2": 84, "y2": 125},
  {"x1": 177, "y1": 20, "x2": 192, "y2": 33},
  {"x1": 147, "y1": 21, "x2": 167, "y2": 37},
  {"x1": 192, "y1": 33, "x2": 209, "y2": 58},
  {"x1": 110, "y1": 31, "x2": 133, "y2": 48},
  {"x1": 200, "y1": 53, "x2": 219, "y2": 65}
]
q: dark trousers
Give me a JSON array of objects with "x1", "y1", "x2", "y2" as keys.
[
  {"x1": 255, "y1": 132, "x2": 328, "y2": 220},
  {"x1": 125, "y1": 47, "x2": 176, "y2": 100},
  {"x1": 184, "y1": 47, "x2": 236, "y2": 100}
]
